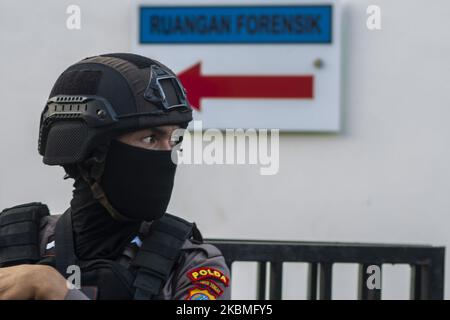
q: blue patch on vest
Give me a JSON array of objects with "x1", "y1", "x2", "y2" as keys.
[{"x1": 190, "y1": 293, "x2": 211, "y2": 300}]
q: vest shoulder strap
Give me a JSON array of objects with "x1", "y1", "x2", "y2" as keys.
[
  {"x1": 54, "y1": 209, "x2": 77, "y2": 276},
  {"x1": 0, "y1": 202, "x2": 50, "y2": 267},
  {"x1": 131, "y1": 213, "x2": 203, "y2": 300}
]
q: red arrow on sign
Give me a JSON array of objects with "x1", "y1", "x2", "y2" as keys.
[{"x1": 178, "y1": 62, "x2": 314, "y2": 111}]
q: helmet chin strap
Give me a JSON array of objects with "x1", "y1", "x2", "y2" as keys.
[{"x1": 76, "y1": 145, "x2": 137, "y2": 223}]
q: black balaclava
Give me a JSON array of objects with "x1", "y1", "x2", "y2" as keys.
[
  {"x1": 100, "y1": 139, "x2": 177, "y2": 222},
  {"x1": 70, "y1": 172, "x2": 141, "y2": 260},
  {"x1": 70, "y1": 139, "x2": 178, "y2": 259}
]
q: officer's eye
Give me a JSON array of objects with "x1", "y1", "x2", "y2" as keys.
[{"x1": 142, "y1": 135, "x2": 156, "y2": 145}]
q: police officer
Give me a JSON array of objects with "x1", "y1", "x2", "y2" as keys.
[{"x1": 0, "y1": 53, "x2": 231, "y2": 300}]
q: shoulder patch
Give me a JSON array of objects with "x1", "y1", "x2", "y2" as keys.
[
  {"x1": 196, "y1": 279, "x2": 224, "y2": 298},
  {"x1": 186, "y1": 288, "x2": 216, "y2": 300},
  {"x1": 188, "y1": 267, "x2": 230, "y2": 287}
]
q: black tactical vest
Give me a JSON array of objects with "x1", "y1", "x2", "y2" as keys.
[{"x1": 0, "y1": 202, "x2": 202, "y2": 300}]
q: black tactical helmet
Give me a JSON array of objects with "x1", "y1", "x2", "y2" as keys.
[{"x1": 38, "y1": 53, "x2": 192, "y2": 165}]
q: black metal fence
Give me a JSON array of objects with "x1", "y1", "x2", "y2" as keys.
[{"x1": 205, "y1": 239, "x2": 445, "y2": 300}]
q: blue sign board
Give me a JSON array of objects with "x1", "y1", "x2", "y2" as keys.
[{"x1": 139, "y1": 5, "x2": 332, "y2": 44}]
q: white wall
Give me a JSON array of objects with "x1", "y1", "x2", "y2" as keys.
[{"x1": 1, "y1": 0, "x2": 450, "y2": 299}]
